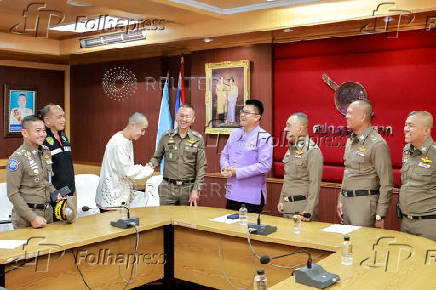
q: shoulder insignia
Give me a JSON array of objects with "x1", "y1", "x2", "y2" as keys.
[
  {"x1": 46, "y1": 136, "x2": 54, "y2": 145},
  {"x1": 8, "y1": 159, "x2": 20, "y2": 171}
]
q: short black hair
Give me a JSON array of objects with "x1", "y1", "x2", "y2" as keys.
[
  {"x1": 245, "y1": 99, "x2": 264, "y2": 115},
  {"x1": 22, "y1": 115, "x2": 43, "y2": 129}
]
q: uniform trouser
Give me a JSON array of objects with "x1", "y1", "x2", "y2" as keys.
[
  {"x1": 342, "y1": 195, "x2": 378, "y2": 227},
  {"x1": 282, "y1": 199, "x2": 318, "y2": 221},
  {"x1": 12, "y1": 207, "x2": 54, "y2": 229},
  {"x1": 401, "y1": 218, "x2": 436, "y2": 241},
  {"x1": 159, "y1": 180, "x2": 193, "y2": 206}
]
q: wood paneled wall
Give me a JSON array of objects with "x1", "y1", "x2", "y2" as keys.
[
  {"x1": 70, "y1": 44, "x2": 273, "y2": 170},
  {"x1": 0, "y1": 66, "x2": 64, "y2": 158}
]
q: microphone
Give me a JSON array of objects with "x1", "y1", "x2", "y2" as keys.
[
  {"x1": 83, "y1": 203, "x2": 139, "y2": 229},
  {"x1": 248, "y1": 210, "x2": 277, "y2": 236},
  {"x1": 259, "y1": 251, "x2": 339, "y2": 288},
  {"x1": 281, "y1": 212, "x2": 312, "y2": 219}
]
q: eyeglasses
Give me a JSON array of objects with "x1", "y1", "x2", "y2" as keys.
[{"x1": 240, "y1": 110, "x2": 258, "y2": 116}]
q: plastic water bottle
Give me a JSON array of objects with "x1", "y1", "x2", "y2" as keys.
[
  {"x1": 254, "y1": 269, "x2": 267, "y2": 290},
  {"x1": 239, "y1": 204, "x2": 248, "y2": 225},
  {"x1": 341, "y1": 236, "x2": 353, "y2": 265}
]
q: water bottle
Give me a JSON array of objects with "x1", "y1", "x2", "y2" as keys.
[
  {"x1": 254, "y1": 269, "x2": 267, "y2": 290},
  {"x1": 341, "y1": 236, "x2": 353, "y2": 265},
  {"x1": 239, "y1": 204, "x2": 248, "y2": 225}
]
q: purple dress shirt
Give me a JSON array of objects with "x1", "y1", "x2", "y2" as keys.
[{"x1": 220, "y1": 125, "x2": 273, "y2": 205}]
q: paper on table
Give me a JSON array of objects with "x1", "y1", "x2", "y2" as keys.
[
  {"x1": 209, "y1": 215, "x2": 240, "y2": 225},
  {"x1": 0, "y1": 240, "x2": 27, "y2": 250},
  {"x1": 321, "y1": 224, "x2": 362, "y2": 235}
]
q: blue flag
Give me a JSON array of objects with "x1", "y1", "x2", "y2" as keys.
[{"x1": 156, "y1": 77, "x2": 173, "y2": 175}]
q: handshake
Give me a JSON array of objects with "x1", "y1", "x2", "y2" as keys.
[{"x1": 221, "y1": 167, "x2": 236, "y2": 178}]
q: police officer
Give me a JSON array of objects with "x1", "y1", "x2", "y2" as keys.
[
  {"x1": 7, "y1": 116, "x2": 56, "y2": 229},
  {"x1": 337, "y1": 100, "x2": 393, "y2": 228},
  {"x1": 39, "y1": 104, "x2": 75, "y2": 194},
  {"x1": 399, "y1": 111, "x2": 436, "y2": 241},
  {"x1": 277, "y1": 113, "x2": 323, "y2": 221},
  {"x1": 150, "y1": 104, "x2": 206, "y2": 206}
]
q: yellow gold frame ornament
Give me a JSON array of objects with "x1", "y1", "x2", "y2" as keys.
[{"x1": 205, "y1": 60, "x2": 250, "y2": 134}]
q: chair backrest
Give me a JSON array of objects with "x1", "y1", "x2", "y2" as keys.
[
  {"x1": 0, "y1": 183, "x2": 13, "y2": 220},
  {"x1": 145, "y1": 175, "x2": 162, "y2": 207},
  {"x1": 75, "y1": 174, "x2": 100, "y2": 217}
]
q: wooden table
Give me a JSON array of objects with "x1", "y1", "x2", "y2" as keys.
[{"x1": 0, "y1": 206, "x2": 434, "y2": 289}]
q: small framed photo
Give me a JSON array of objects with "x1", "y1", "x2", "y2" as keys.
[
  {"x1": 205, "y1": 60, "x2": 250, "y2": 134},
  {"x1": 4, "y1": 84, "x2": 37, "y2": 137}
]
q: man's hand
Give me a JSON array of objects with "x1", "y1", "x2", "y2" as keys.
[
  {"x1": 277, "y1": 202, "x2": 284, "y2": 213},
  {"x1": 221, "y1": 167, "x2": 233, "y2": 178},
  {"x1": 31, "y1": 216, "x2": 47, "y2": 228},
  {"x1": 189, "y1": 189, "x2": 199, "y2": 207},
  {"x1": 336, "y1": 202, "x2": 344, "y2": 224},
  {"x1": 374, "y1": 219, "x2": 385, "y2": 229},
  {"x1": 301, "y1": 212, "x2": 312, "y2": 222}
]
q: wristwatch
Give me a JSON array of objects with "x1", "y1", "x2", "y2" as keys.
[{"x1": 375, "y1": 215, "x2": 385, "y2": 221}]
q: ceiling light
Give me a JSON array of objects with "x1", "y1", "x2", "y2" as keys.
[
  {"x1": 266, "y1": 0, "x2": 276, "y2": 2},
  {"x1": 283, "y1": 28, "x2": 293, "y2": 32},
  {"x1": 51, "y1": 15, "x2": 142, "y2": 33},
  {"x1": 203, "y1": 38, "x2": 213, "y2": 43},
  {"x1": 66, "y1": 0, "x2": 92, "y2": 6},
  {"x1": 80, "y1": 30, "x2": 146, "y2": 48}
]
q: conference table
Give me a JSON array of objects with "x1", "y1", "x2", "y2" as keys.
[{"x1": 0, "y1": 206, "x2": 434, "y2": 289}]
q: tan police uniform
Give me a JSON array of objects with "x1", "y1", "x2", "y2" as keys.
[
  {"x1": 399, "y1": 137, "x2": 436, "y2": 241},
  {"x1": 7, "y1": 142, "x2": 55, "y2": 229},
  {"x1": 150, "y1": 128, "x2": 207, "y2": 205},
  {"x1": 280, "y1": 136, "x2": 323, "y2": 220},
  {"x1": 340, "y1": 126, "x2": 393, "y2": 227}
]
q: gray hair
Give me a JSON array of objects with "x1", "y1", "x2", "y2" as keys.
[
  {"x1": 38, "y1": 104, "x2": 55, "y2": 119},
  {"x1": 128, "y1": 112, "x2": 147, "y2": 126},
  {"x1": 409, "y1": 111, "x2": 434, "y2": 129},
  {"x1": 291, "y1": 112, "x2": 308, "y2": 129},
  {"x1": 352, "y1": 99, "x2": 374, "y2": 120}
]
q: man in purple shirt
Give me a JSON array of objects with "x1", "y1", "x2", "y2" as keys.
[{"x1": 220, "y1": 100, "x2": 273, "y2": 213}]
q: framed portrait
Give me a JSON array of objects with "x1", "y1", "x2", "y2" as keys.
[
  {"x1": 3, "y1": 84, "x2": 37, "y2": 137},
  {"x1": 205, "y1": 60, "x2": 250, "y2": 134}
]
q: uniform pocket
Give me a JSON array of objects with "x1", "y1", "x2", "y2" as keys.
[
  {"x1": 165, "y1": 145, "x2": 178, "y2": 162},
  {"x1": 183, "y1": 146, "x2": 198, "y2": 163}
]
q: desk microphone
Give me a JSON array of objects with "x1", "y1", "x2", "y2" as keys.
[
  {"x1": 260, "y1": 251, "x2": 339, "y2": 289},
  {"x1": 82, "y1": 203, "x2": 139, "y2": 229},
  {"x1": 248, "y1": 211, "x2": 277, "y2": 236}
]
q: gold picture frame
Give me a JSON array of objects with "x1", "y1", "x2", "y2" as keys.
[{"x1": 205, "y1": 60, "x2": 250, "y2": 134}]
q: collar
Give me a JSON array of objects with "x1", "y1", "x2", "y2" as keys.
[
  {"x1": 23, "y1": 141, "x2": 42, "y2": 152},
  {"x1": 45, "y1": 126, "x2": 64, "y2": 138},
  {"x1": 350, "y1": 126, "x2": 374, "y2": 144},
  {"x1": 290, "y1": 135, "x2": 310, "y2": 152},
  {"x1": 240, "y1": 125, "x2": 261, "y2": 140},
  {"x1": 174, "y1": 127, "x2": 194, "y2": 139},
  {"x1": 409, "y1": 136, "x2": 434, "y2": 156}
]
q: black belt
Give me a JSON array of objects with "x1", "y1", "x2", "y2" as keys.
[
  {"x1": 163, "y1": 178, "x2": 195, "y2": 186},
  {"x1": 341, "y1": 189, "x2": 380, "y2": 197},
  {"x1": 27, "y1": 203, "x2": 49, "y2": 210},
  {"x1": 403, "y1": 214, "x2": 436, "y2": 220},
  {"x1": 284, "y1": 195, "x2": 306, "y2": 202}
]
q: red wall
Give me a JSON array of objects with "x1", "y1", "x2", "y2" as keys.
[
  {"x1": 273, "y1": 30, "x2": 436, "y2": 185},
  {"x1": 0, "y1": 66, "x2": 64, "y2": 158}
]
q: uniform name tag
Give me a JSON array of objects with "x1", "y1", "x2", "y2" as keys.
[
  {"x1": 64, "y1": 146, "x2": 71, "y2": 152},
  {"x1": 51, "y1": 148, "x2": 62, "y2": 156},
  {"x1": 418, "y1": 162, "x2": 431, "y2": 169}
]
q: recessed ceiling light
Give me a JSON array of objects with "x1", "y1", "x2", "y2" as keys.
[
  {"x1": 384, "y1": 16, "x2": 394, "y2": 22},
  {"x1": 203, "y1": 38, "x2": 213, "y2": 43},
  {"x1": 66, "y1": 0, "x2": 92, "y2": 7},
  {"x1": 51, "y1": 16, "x2": 142, "y2": 33},
  {"x1": 283, "y1": 28, "x2": 293, "y2": 33},
  {"x1": 266, "y1": 0, "x2": 276, "y2": 2}
]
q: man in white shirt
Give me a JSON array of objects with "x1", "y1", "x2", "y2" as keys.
[{"x1": 95, "y1": 112, "x2": 154, "y2": 211}]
